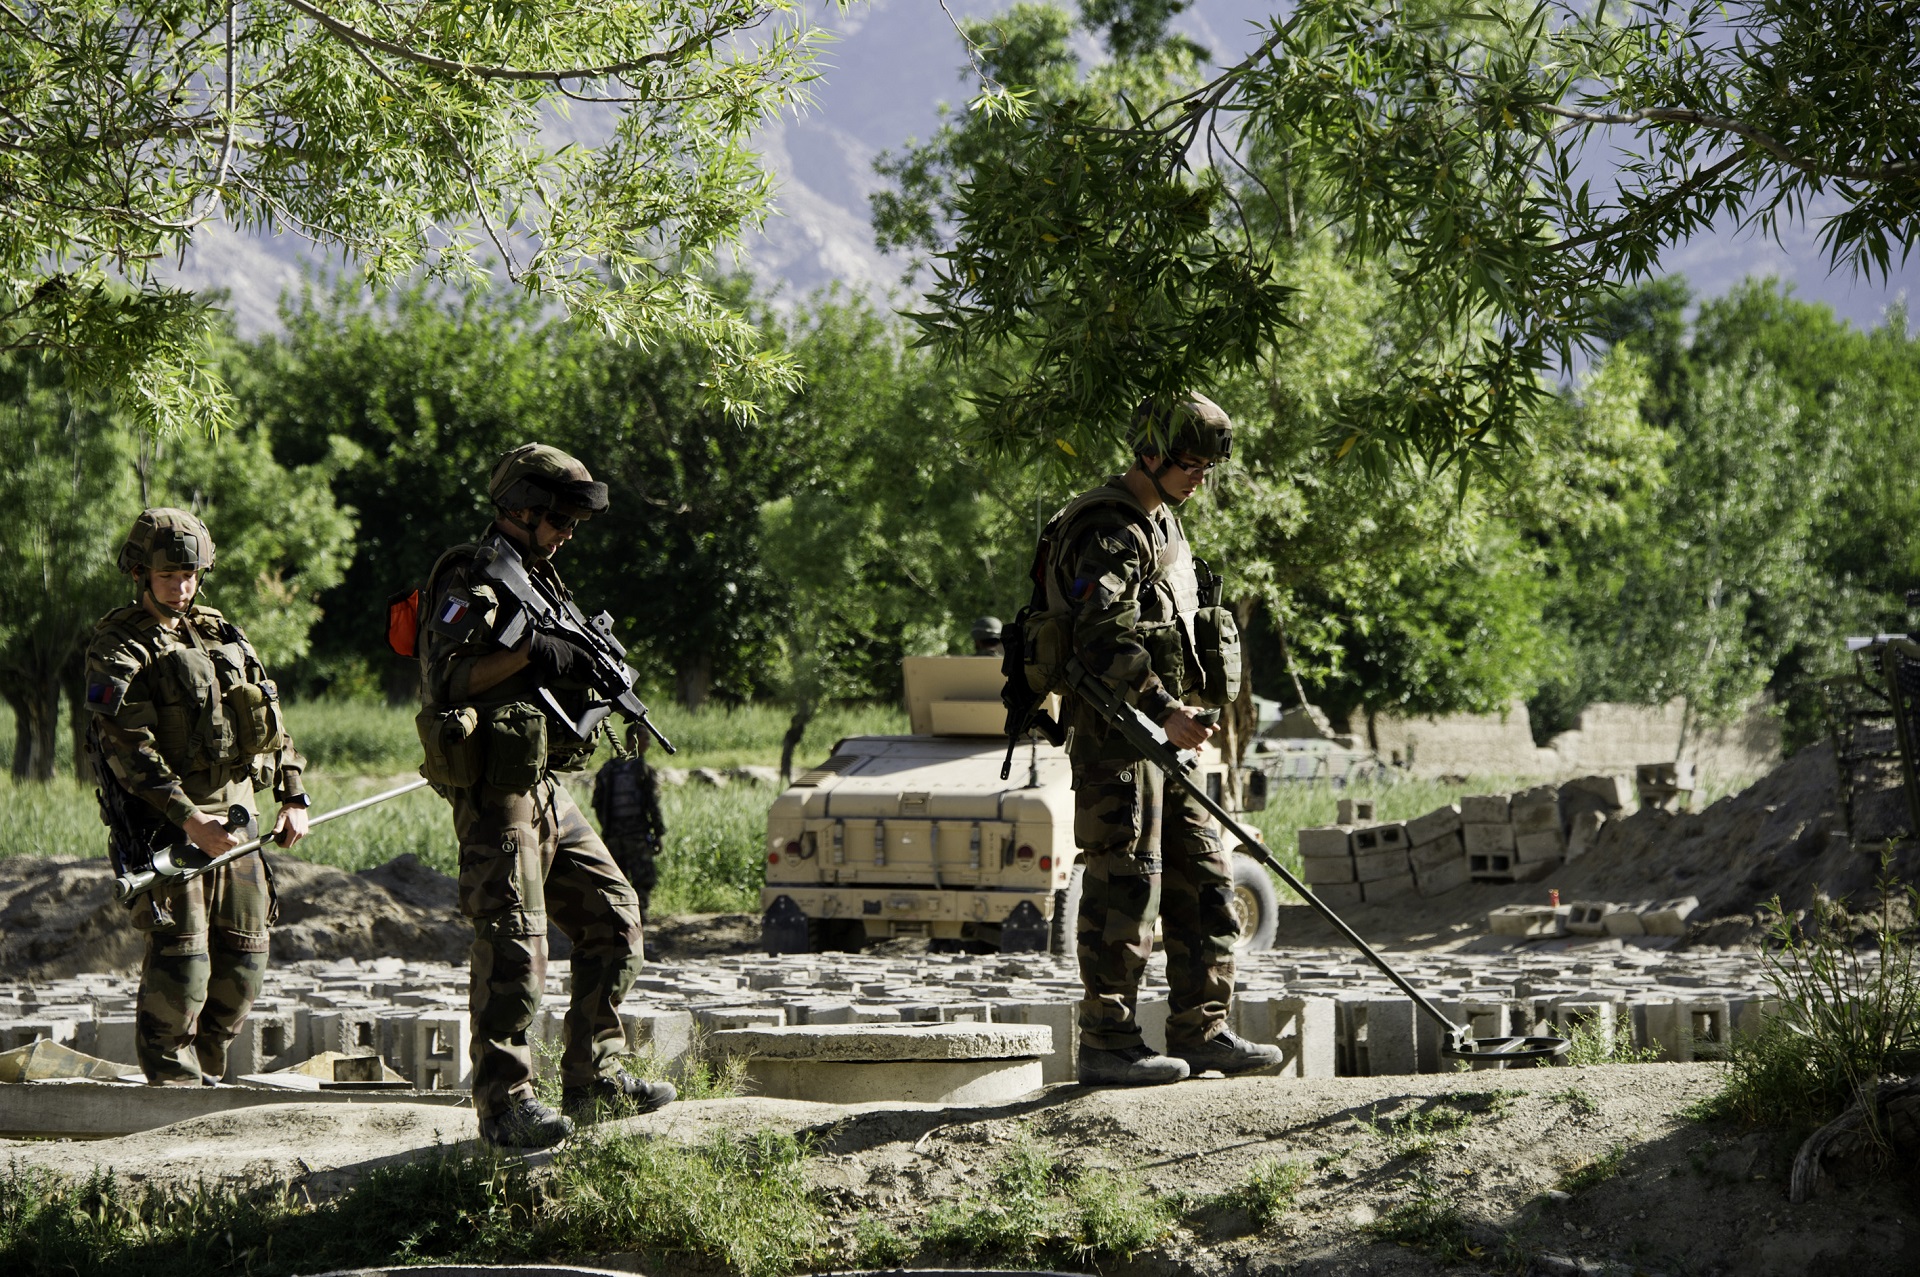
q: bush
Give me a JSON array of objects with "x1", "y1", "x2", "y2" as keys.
[{"x1": 1696, "y1": 881, "x2": 1920, "y2": 1131}]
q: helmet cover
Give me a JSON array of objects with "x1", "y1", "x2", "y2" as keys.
[{"x1": 117, "y1": 508, "x2": 215, "y2": 575}]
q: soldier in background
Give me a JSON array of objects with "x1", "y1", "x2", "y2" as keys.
[
  {"x1": 85, "y1": 508, "x2": 310, "y2": 1085},
  {"x1": 971, "y1": 616, "x2": 1004, "y2": 658},
  {"x1": 592, "y1": 726, "x2": 667, "y2": 920},
  {"x1": 1045, "y1": 394, "x2": 1281, "y2": 1086},
  {"x1": 417, "y1": 443, "x2": 673, "y2": 1149}
]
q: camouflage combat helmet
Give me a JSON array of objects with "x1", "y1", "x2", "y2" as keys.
[
  {"x1": 971, "y1": 616, "x2": 1003, "y2": 644},
  {"x1": 489, "y1": 443, "x2": 609, "y2": 516},
  {"x1": 1130, "y1": 392, "x2": 1234, "y2": 464},
  {"x1": 117, "y1": 508, "x2": 215, "y2": 576}
]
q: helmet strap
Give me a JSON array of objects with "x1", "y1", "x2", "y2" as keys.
[
  {"x1": 137, "y1": 571, "x2": 195, "y2": 622},
  {"x1": 1140, "y1": 454, "x2": 1178, "y2": 508},
  {"x1": 497, "y1": 507, "x2": 553, "y2": 559}
]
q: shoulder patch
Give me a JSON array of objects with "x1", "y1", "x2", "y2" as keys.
[{"x1": 85, "y1": 677, "x2": 131, "y2": 716}]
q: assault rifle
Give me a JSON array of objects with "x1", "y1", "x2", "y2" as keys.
[
  {"x1": 1060, "y1": 657, "x2": 1569, "y2": 1063},
  {"x1": 86, "y1": 725, "x2": 243, "y2": 926},
  {"x1": 113, "y1": 778, "x2": 432, "y2": 904},
  {"x1": 472, "y1": 531, "x2": 676, "y2": 756}
]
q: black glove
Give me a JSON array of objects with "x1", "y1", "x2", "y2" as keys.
[{"x1": 526, "y1": 630, "x2": 596, "y2": 683}]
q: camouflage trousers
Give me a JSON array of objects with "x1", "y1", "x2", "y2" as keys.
[
  {"x1": 451, "y1": 777, "x2": 646, "y2": 1119},
  {"x1": 1071, "y1": 754, "x2": 1237, "y2": 1052},
  {"x1": 605, "y1": 834, "x2": 660, "y2": 919},
  {"x1": 129, "y1": 796, "x2": 272, "y2": 1085}
]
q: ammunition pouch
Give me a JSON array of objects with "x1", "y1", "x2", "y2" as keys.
[
  {"x1": 1190, "y1": 605, "x2": 1243, "y2": 708},
  {"x1": 416, "y1": 705, "x2": 484, "y2": 789},
  {"x1": 154, "y1": 645, "x2": 234, "y2": 774},
  {"x1": 226, "y1": 678, "x2": 288, "y2": 758},
  {"x1": 483, "y1": 702, "x2": 549, "y2": 792}
]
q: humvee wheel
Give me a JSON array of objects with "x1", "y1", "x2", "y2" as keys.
[
  {"x1": 1049, "y1": 865, "x2": 1084, "y2": 956},
  {"x1": 1230, "y1": 853, "x2": 1278, "y2": 952}
]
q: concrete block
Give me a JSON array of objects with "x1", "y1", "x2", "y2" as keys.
[
  {"x1": 1404, "y1": 804, "x2": 1462, "y2": 845},
  {"x1": 378, "y1": 1011, "x2": 419, "y2": 1083},
  {"x1": 1513, "y1": 829, "x2": 1567, "y2": 863},
  {"x1": 710, "y1": 1023, "x2": 1051, "y2": 1105},
  {"x1": 1362, "y1": 998, "x2": 1420, "y2": 1076},
  {"x1": 1645, "y1": 997, "x2": 1728, "y2": 1062},
  {"x1": 1735, "y1": 997, "x2": 1782, "y2": 1039},
  {"x1": 1297, "y1": 825, "x2": 1354, "y2": 857},
  {"x1": 412, "y1": 1013, "x2": 471, "y2": 1090},
  {"x1": 1488, "y1": 905, "x2": 1567, "y2": 938},
  {"x1": 1466, "y1": 850, "x2": 1515, "y2": 879},
  {"x1": 1312, "y1": 882, "x2": 1365, "y2": 907},
  {"x1": 1413, "y1": 854, "x2": 1469, "y2": 897},
  {"x1": 1563, "y1": 901, "x2": 1618, "y2": 936},
  {"x1": 1362, "y1": 872, "x2": 1416, "y2": 903},
  {"x1": 223, "y1": 1011, "x2": 299, "y2": 1079},
  {"x1": 1510, "y1": 804, "x2": 1559, "y2": 837},
  {"x1": 1459, "y1": 794, "x2": 1511, "y2": 823},
  {"x1": 997, "y1": 1001, "x2": 1078, "y2": 1085},
  {"x1": 1353, "y1": 847, "x2": 1409, "y2": 882},
  {"x1": 1640, "y1": 896, "x2": 1700, "y2": 936},
  {"x1": 1135, "y1": 998, "x2": 1170, "y2": 1054},
  {"x1": 91, "y1": 1015, "x2": 137, "y2": 1067},
  {"x1": 1550, "y1": 999, "x2": 1617, "y2": 1055},
  {"x1": 1602, "y1": 903, "x2": 1649, "y2": 937},
  {"x1": 1274, "y1": 996, "x2": 1336, "y2": 1077},
  {"x1": 693, "y1": 1006, "x2": 786, "y2": 1031},
  {"x1": 1300, "y1": 853, "x2": 1356, "y2": 884},
  {"x1": 307, "y1": 1009, "x2": 381, "y2": 1058},
  {"x1": 1349, "y1": 824, "x2": 1407, "y2": 855},
  {"x1": 1565, "y1": 809, "x2": 1607, "y2": 861},
  {"x1": 622, "y1": 1008, "x2": 696, "y2": 1071},
  {"x1": 1463, "y1": 823, "x2": 1516, "y2": 856},
  {"x1": 2, "y1": 1020, "x2": 78, "y2": 1051},
  {"x1": 1336, "y1": 798, "x2": 1376, "y2": 825},
  {"x1": 1409, "y1": 832, "x2": 1465, "y2": 872}
]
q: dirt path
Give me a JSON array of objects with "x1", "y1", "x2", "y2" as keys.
[{"x1": 7, "y1": 1064, "x2": 1914, "y2": 1276}]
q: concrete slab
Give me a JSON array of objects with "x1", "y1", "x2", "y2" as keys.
[
  {"x1": 706, "y1": 1021, "x2": 1051, "y2": 1062},
  {"x1": 0, "y1": 1080, "x2": 469, "y2": 1139},
  {"x1": 741, "y1": 1055, "x2": 1044, "y2": 1105}
]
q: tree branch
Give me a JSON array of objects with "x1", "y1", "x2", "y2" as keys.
[
  {"x1": 1547, "y1": 148, "x2": 1747, "y2": 257},
  {"x1": 280, "y1": 0, "x2": 742, "y2": 84},
  {"x1": 1537, "y1": 102, "x2": 1919, "y2": 182}
]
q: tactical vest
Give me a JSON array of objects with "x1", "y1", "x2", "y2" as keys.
[
  {"x1": 1020, "y1": 483, "x2": 1242, "y2": 708},
  {"x1": 97, "y1": 605, "x2": 288, "y2": 789},
  {"x1": 598, "y1": 758, "x2": 660, "y2": 839}
]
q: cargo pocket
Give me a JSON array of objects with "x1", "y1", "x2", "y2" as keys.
[
  {"x1": 226, "y1": 679, "x2": 289, "y2": 756},
  {"x1": 1190, "y1": 605, "x2": 1243, "y2": 708},
  {"x1": 483, "y1": 702, "x2": 548, "y2": 792},
  {"x1": 156, "y1": 646, "x2": 225, "y2": 770}
]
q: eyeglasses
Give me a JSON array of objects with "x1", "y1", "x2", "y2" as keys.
[
  {"x1": 1168, "y1": 452, "x2": 1218, "y2": 476},
  {"x1": 540, "y1": 508, "x2": 588, "y2": 533}
]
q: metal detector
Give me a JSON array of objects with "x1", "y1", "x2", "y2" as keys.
[
  {"x1": 1064, "y1": 661, "x2": 1571, "y2": 1064},
  {"x1": 113, "y1": 777, "x2": 433, "y2": 904}
]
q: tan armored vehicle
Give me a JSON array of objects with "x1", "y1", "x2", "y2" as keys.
[{"x1": 760, "y1": 657, "x2": 1280, "y2": 954}]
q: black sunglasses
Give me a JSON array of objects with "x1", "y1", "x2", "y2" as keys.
[{"x1": 540, "y1": 508, "x2": 588, "y2": 532}]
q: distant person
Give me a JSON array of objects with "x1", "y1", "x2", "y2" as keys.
[
  {"x1": 1039, "y1": 393, "x2": 1281, "y2": 1086},
  {"x1": 85, "y1": 508, "x2": 310, "y2": 1085},
  {"x1": 416, "y1": 443, "x2": 673, "y2": 1149},
  {"x1": 972, "y1": 615, "x2": 1004, "y2": 658},
  {"x1": 593, "y1": 725, "x2": 668, "y2": 921}
]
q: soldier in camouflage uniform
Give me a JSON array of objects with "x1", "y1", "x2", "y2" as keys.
[
  {"x1": 418, "y1": 444, "x2": 673, "y2": 1149},
  {"x1": 1047, "y1": 394, "x2": 1283, "y2": 1086},
  {"x1": 85, "y1": 509, "x2": 310, "y2": 1085},
  {"x1": 591, "y1": 726, "x2": 667, "y2": 920}
]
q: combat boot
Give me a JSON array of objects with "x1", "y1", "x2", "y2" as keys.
[
  {"x1": 479, "y1": 1096, "x2": 573, "y2": 1150},
  {"x1": 1077, "y1": 1042, "x2": 1191, "y2": 1086},
  {"x1": 563, "y1": 1071, "x2": 677, "y2": 1122},
  {"x1": 1171, "y1": 1029, "x2": 1284, "y2": 1076}
]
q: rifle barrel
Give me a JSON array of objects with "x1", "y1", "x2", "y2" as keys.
[{"x1": 112, "y1": 778, "x2": 433, "y2": 903}]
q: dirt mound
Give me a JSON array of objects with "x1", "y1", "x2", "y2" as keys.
[{"x1": 0, "y1": 853, "x2": 470, "y2": 979}]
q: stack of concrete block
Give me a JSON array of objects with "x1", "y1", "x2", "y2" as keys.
[
  {"x1": 1559, "y1": 773, "x2": 1632, "y2": 859},
  {"x1": 1508, "y1": 784, "x2": 1565, "y2": 880},
  {"x1": 1489, "y1": 895, "x2": 1700, "y2": 941},
  {"x1": 1404, "y1": 803, "x2": 1468, "y2": 896},
  {"x1": 1636, "y1": 761, "x2": 1696, "y2": 812},
  {"x1": 1296, "y1": 820, "x2": 1414, "y2": 905},
  {"x1": 1460, "y1": 792, "x2": 1518, "y2": 881},
  {"x1": 1297, "y1": 823, "x2": 1363, "y2": 905}
]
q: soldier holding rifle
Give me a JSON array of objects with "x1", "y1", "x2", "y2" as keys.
[
  {"x1": 84, "y1": 509, "x2": 310, "y2": 1086},
  {"x1": 417, "y1": 444, "x2": 673, "y2": 1149}
]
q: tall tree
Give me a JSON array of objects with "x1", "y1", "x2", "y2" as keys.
[
  {"x1": 909, "y1": 0, "x2": 1920, "y2": 467},
  {"x1": 2, "y1": 0, "x2": 829, "y2": 435}
]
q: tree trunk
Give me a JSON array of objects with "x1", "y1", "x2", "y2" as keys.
[
  {"x1": 67, "y1": 670, "x2": 91, "y2": 782},
  {"x1": 779, "y1": 697, "x2": 815, "y2": 785},
  {"x1": 676, "y1": 652, "x2": 712, "y2": 712},
  {"x1": 10, "y1": 677, "x2": 60, "y2": 781}
]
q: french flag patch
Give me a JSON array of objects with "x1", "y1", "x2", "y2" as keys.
[
  {"x1": 86, "y1": 681, "x2": 120, "y2": 711},
  {"x1": 439, "y1": 596, "x2": 470, "y2": 626}
]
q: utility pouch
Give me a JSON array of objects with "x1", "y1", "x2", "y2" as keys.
[
  {"x1": 1020, "y1": 608, "x2": 1072, "y2": 695},
  {"x1": 415, "y1": 705, "x2": 484, "y2": 789},
  {"x1": 1139, "y1": 621, "x2": 1188, "y2": 699},
  {"x1": 483, "y1": 702, "x2": 548, "y2": 792},
  {"x1": 1190, "y1": 605, "x2": 1243, "y2": 707},
  {"x1": 226, "y1": 679, "x2": 289, "y2": 757}
]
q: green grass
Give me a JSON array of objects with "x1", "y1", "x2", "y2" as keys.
[
  {"x1": 1365, "y1": 1170, "x2": 1478, "y2": 1262},
  {"x1": 1220, "y1": 1157, "x2": 1309, "y2": 1229},
  {"x1": 1562, "y1": 1012, "x2": 1662, "y2": 1065},
  {"x1": 0, "y1": 1128, "x2": 826, "y2": 1277},
  {"x1": 918, "y1": 1128, "x2": 1174, "y2": 1266},
  {"x1": 1364, "y1": 1099, "x2": 1478, "y2": 1160},
  {"x1": 1554, "y1": 1144, "x2": 1627, "y2": 1194}
]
